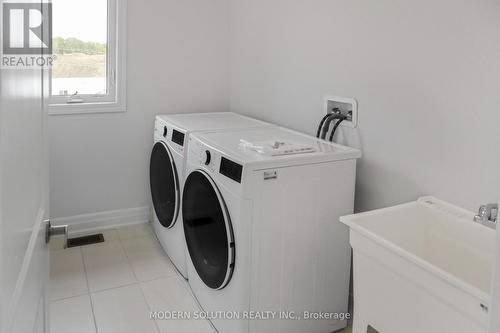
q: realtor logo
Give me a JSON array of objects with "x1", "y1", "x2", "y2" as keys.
[{"x1": 2, "y1": 2, "x2": 52, "y2": 55}]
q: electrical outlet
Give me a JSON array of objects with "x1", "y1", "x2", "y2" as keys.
[{"x1": 324, "y1": 96, "x2": 358, "y2": 128}]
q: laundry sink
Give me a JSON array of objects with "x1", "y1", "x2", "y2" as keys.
[{"x1": 341, "y1": 197, "x2": 496, "y2": 333}]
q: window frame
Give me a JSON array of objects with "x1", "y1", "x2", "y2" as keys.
[{"x1": 48, "y1": 0, "x2": 127, "y2": 115}]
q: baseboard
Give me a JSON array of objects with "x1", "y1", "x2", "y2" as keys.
[{"x1": 52, "y1": 206, "x2": 153, "y2": 234}]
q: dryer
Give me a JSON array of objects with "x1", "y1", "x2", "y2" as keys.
[
  {"x1": 182, "y1": 127, "x2": 361, "y2": 333},
  {"x1": 150, "y1": 112, "x2": 272, "y2": 278}
]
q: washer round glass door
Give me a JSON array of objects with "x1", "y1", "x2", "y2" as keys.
[
  {"x1": 150, "y1": 141, "x2": 180, "y2": 228},
  {"x1": 182, "y1": 170, "x2": 235, "y2": 290}
]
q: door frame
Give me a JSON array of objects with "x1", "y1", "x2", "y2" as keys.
[{"x1": 488, "y1": 190, "x2": 500, "y2": 332}]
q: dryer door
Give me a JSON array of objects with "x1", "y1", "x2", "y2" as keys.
[
  {"x1": 182, "y1": 170, "x2": 235, "y2": 290},
  {"x1": 150, "y1": 141, "x2": 180, "y2": 228}
]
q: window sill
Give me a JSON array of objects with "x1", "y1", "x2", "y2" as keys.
[{"x1": 48, "y1": 102, "x2": 127, "y2": 116}]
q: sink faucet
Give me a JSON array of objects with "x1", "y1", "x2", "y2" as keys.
[{"x1": 474, "y1": 203, "x2": 498, "y2": 229}]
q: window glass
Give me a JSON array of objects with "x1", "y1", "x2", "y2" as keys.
[{"x1": 51, "y1": 0, "x2": 108, "y2": 96}]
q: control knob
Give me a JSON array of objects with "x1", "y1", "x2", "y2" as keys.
[{"x1": 204, "y1": 150, "x2": 211, "y2": 166}]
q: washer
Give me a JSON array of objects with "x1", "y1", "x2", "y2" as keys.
[
  {"x1": 182, "y1": 127, "x2": 361, "y2": 333},
  {"x1": 150, "y1": 112, "x2": 272, "y2": 278}
]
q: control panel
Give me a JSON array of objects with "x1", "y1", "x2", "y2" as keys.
[
  {"x1": 220, "y1": 157, "x2": 242, "y2": 183},
  {"x1": 190, "y1": 139, "x2": 243, "y2": 183},
  {"x1": 154, "y1": 120, "x2": 185, "y2": 156},
  {"x1": 191, "y1": 141, "x2": 217, "y2": 173},
  {"x1": 172, "y1": 129, "x2": 185, "y2": 147}
]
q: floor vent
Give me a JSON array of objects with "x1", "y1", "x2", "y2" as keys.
[{"x1": 67, "y1": 234, "x2": 105, "y2": 248}]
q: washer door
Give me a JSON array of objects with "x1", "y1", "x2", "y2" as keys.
[
  {"x1": 150, "y1": 141, "x2": 180, "y2": 229},
  {"x1": 182, "y1": 170, "x2": 235, "y2": 290}
]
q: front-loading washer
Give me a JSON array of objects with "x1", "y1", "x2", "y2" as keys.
[
  {"x1": 182, "y1": 126, "x2": 361, "y2": 333},
  {"x1": 150, "y1": 112, "x2": 272, "y2": 278}
]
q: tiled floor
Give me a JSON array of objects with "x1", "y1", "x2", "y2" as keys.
[
  {"x1": 50, "y1": 223, "x2": 352, "y2": 333},
  {"x1": 50, "y1": 224, "x2": 214, "y2": 333}
]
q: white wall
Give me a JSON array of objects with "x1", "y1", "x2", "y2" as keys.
[
  {"x1": 51, "y1": 0, "x2": 500, "y2": 225},
  {"x1": 49, "y1": 0, "x2": 230, "y2": 222},
  {"x1": 229, "y1": 0, "x2": 500, "y2": 212}
]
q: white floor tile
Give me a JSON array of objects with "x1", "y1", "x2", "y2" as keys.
[
  {"x1": 92, "y1": 284, "x2": 159, "y2": 333},
  {"x1": 117, "y1": 224, "x2": 153, "y2": 240},
  {"x1": 102, "y1": 228, "x2": 120, "y2": 241},
  {"x1": 81, "y1": 241, "x2": 136, "y2": 292},
  {"x1": 120, "y1": 234, "x2": 161, "y2": 253},
  {"x1": 51, "y1": 295, "x2": 96, "y2": 333},
  {"x1": 50, "y1": 248, "x2": 88, "y2": 301},
  {"x1": 141, "y1": 277, "x2": 215, "y2": 333},
  {"x1": 49, "y1": 236, "x2": 66, "y2": 251},
  {"x1": 121, "y1": 236, "x2": 177, "y2": 282}
]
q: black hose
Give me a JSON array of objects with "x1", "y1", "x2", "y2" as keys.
[
  {"x1": 320, "y1": 114, "x2": 343, "y2": 140},
  {"x1": 329, "y1": 116, "x2": 347, "y2": 141},
  {"x1": 316, "y1": 114, "x2": 332, "y2": 138},
  {"x1": 316, "y1": 108, "x2": 341, "y2": 138}
]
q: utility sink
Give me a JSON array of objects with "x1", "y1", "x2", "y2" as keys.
[{"x1": 341, "y1": 197, "x2": 496, "y2": 333}]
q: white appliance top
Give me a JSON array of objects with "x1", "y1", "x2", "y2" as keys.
[
  {"x1": 156, "y1": 112, "x2": 272, "y2": 132},
  {"x1": 191, "y1": 127, "x2": 362, "y2": 167}
]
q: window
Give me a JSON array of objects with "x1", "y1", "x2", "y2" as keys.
[{"x1": 49, "y1": 0, "x2": 126, "y2": 115}]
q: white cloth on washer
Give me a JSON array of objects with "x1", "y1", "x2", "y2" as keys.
[{"x1": 239, "y1": 139, "x2": 316, "y2": 156}]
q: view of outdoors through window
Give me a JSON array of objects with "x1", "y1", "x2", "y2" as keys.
[{"x1": 51, "y1": 0, "x2": 108, "y2": 97}]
